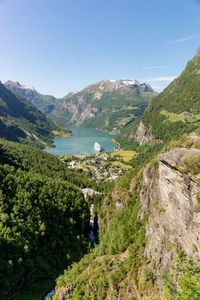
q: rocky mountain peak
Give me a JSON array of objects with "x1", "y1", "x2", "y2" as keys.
[
  {"x1": 85, "y1": 79, "x2": 155, "y2": 94},
  {"x1": 5, "y1": 78, "x2": 157, "y2": 134},
  {"x1": 5, "y1": 80, "x2": 36, "y2": 91},
  {"x1": 110, "y1": 79, "x2": 142, "y2": 86},
  {"x1": 5, "y1": 80, "x2": 20, "y2": 87}
]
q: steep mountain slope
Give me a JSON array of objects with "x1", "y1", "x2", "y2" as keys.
[
  {"x1": 116, "y1": 48, "x2": 200, "y2": 149},
  {"x1": 6, "y1": 79, "x2": 157, "y2": 134},
  {"x1": 52, "y1": 49, "x2": 200, "y2": 299},
  {"x1": 5, "y1": 80, "x2": 58, "y2": 114},
  {"x1": 54, "y1": 130, "x2": 200, "y2": 300},
  {"x1": 51, "y1": 79, "x2": 157, "y2": 134},
  {"x1": 0, "y1": 82, "x2": 71, "y2": 148},
  {"x1": 0, "y1": 139, "x2": 95, "y2": 299}
]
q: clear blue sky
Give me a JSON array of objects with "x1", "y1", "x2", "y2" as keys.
[{"x1": 0, "y1": 0, "x2": 200, "y2": 97}]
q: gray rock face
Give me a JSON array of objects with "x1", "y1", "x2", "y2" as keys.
[
  {"x1": 60, "y1": 80, "x2": 157, "y2": 131},
  {"x1": 134, "y1": 121, "x2": 160, "y2": 145},
  {"x1": 55, "y1": 286, "x2": 73, "y2": 300},
  {"x1": 140, "y1": 148, "x2": 200, "y2": 286},
  {"x1": 63, "y1": 97, "x2": 103, "y2": 125},
  {"x1": 135, "y1": 121, "x2": 153, "y2": 145},
  {"x1": 158, "y1": 147, "x2": 200, "y2": 168}
]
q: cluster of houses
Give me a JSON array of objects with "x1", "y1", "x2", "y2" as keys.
[{"x1": 67, "y1": 155, "x2": 127, "y2": 181}]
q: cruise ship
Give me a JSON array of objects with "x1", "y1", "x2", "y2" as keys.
[{"x1": 94, "y1": 142, "x2": 103, "y2": 152}]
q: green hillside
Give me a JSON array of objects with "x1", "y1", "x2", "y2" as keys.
[
  {"x1": 5, "y1": 81, "x2": 58, "y2": 114},
  {"x1": 51, "y1": 80, "x2": 157, "y2": 134},
  {"x1": 54, "y1": 128, "x2": 200, "y2": 300},
  {"x1": 0, "y1": 82, "x2": 71, "y2": 148},
  {"x1": 2, "y1": 50, "x2": 200, "y2": 300},
  {"x1": 80, "y1": 90, "x2": 151, "y2": 134},
  {"x1": 116, "y1": 48, "x2": 200, "y2": 149},
  {"x1": 0, "y1": 139, "x2": 107, "y2": 299},
  {"x1": 49, "y1": 48, "x2": 200, "y2": 300}
]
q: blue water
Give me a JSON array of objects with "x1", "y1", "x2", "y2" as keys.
[{"x1": 46, "y1": 127, "x2": 115, "y2": 155}]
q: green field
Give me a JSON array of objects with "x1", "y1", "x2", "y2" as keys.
[
  {"x1": 160, "y1": 109, "x2": 200, "y2": 123},
  {"x1": 111, "y1": 161, "x2": 132, "y2": 168},
  {"x1": 110, "y1": 150, "x2": 137, "y2": 161}
]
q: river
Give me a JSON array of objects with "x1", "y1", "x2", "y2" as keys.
[{"x1": 45, "y1": 127, "x2": 115, "y2": 155}]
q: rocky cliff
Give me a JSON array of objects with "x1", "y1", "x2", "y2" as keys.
[
  {"x1": 140, "y1": 148, "x2": 200, "y2": 293},
  {"x1": 54, "y1": 135, "x2": 200, "y2": 299}
]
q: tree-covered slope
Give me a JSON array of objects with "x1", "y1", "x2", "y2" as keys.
[
  {"x1": 116, "y1": 48, "x2": 200, "y2": 149},
  {"x1": 0, "y1": 139, "x2": 100, "y2": 299},
  {"x1": 52, "y1": 48, "x2": 200, "y2": 300},
  {"x1": 54, "y1": 129, "x2": 200, "y2": 300},
  {"x1": 0, "y1": 82, "x2": 71, "y2": 148}
]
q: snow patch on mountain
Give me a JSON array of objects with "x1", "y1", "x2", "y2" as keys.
[{"x1": 5, "y1": 80, "x2": 36, "y2": 91}]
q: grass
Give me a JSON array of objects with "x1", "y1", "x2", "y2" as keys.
[
  {"x1": 78, "y1": 164, "x2": 95, "y2": 171},
  {"x1": 111, "y1": 161, "x2": 132, "y2": 169},
  {"x1": 52, "y1": 130, "x2": 71, "y2": 137},
  {"x1": 99, "y1": 153, "x2": 108, "y2": 157},
  {"x1": 160, "y1": 110, "x2": 200, "y2": 123},
  {"x1": 111, "y1": 151, "x2": 137, "y2": 161},
  {"x1": 100, "y1": 151, "x2": 137, "y2": 162}
]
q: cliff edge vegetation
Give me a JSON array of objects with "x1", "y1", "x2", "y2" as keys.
[{"x1": 54, "y1": 129, "x2": 200, "y2": 300}]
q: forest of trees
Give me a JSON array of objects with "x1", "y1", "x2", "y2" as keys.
[{"x1": 0, "y1": 139, "x2": 107, "y2": 299}]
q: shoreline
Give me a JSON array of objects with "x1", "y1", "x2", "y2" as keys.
[
  {"x1": 112, "y1": 138, "x2": 122, "y2": 152},
  {"x1": 45, "y1": 127, "x2": 119, "y2": 155},
  {"x1": 45, "y1": 133, "x2": 73, "y2": 150}
]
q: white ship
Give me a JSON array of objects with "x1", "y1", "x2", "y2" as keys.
[{"x1": 94, "y1": 142, "x2": 103, "y2": 152}]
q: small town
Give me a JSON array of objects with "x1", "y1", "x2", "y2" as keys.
[{"x1": 59, "y1": 151, "x2": 136, "y2": 181}]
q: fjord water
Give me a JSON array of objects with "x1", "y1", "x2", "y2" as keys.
[{"x1": 46, "y1": 127, "x2": 115, "y2": 155}]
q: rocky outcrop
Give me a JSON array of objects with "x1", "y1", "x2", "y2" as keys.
[
  {"x1": 134, "y1": 121, "x2": 159, "y2": 145},
  {"x1": 52, "y1": 145, "x2": 200, "y2": 299},
  {"x1": 55, "y1": 286, "x2": 73, "y2": 300},
  {"x1": 140, "y1": 148, "x2": 200, "y2": 287},
  {"x1": 62, "y1": 97, "x2": 103, "y2": 125}
]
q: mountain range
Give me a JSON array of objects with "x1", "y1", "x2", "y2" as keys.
[
  {"x1": 1, "y1": 48, "x2": 200, "y2": 300},
  {"x1": 0, "y1": 82, "x2": 71, "y2": 148},
  {"x1": 5, "y1": 80, "x2": 58, "y2": 114},
  {"x1": 5, "y1": 79, "x2": 157, "y2": 134}
]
